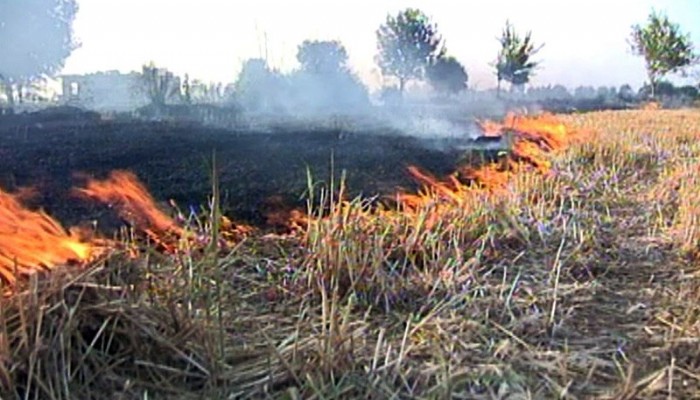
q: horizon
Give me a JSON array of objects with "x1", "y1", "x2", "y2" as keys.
[{"x1": 60, "y1": 0, "x2": 700, "y2": 91}]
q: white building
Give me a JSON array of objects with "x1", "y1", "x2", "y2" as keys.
[{"x1": 59, "y1": 70, "x2": 150, "y2": 112}]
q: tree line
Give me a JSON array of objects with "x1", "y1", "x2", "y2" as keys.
[{"x1": 0, "y1": 1, "x2": 698, "y2": 110}]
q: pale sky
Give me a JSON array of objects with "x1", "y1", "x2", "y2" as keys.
[{"x1": 61, "y1": 0, "x2": 700, "y2": 91}]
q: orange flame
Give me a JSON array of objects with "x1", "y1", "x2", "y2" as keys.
[
  {"x1": 403, "y1": 112, "x2": 586, "y2": 207},
  {"x1": 74, "y1": 171, "x2": 183, "y2": 240},
  {"x1": 73, "y1": 171, "x2": 188, "y2": 254},
  {"x1": 1, "y1": 169, "x2": 258, "y2": 287},
  {"x1": 0, "y1": 188, "x2": 96, "y2": 285},
  {"x1": 75, "y1": 170, "x2": 253, "y2": 252}
]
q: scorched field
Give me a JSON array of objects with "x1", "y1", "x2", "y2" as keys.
[{"x1": 1, "y1": 108, "x2": 699, "y2": 399}]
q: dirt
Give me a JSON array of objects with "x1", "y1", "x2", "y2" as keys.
[{"x1": 0, "y1": 112, "x2": 470, "y2": 230}]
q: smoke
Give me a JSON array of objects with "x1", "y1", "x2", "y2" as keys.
[
  {"x1": 231, "y1": 58, "x2": 372, "y2": 118},
  {"x1": 226, "y1": 56, "x2": 514, "y2": 153}
]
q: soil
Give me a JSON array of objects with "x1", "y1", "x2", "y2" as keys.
[{"x1": 0, "y1": 110, "x2": 472, "y2": 230}]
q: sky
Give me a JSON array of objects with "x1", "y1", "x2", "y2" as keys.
[{"x1": 60, "y1": 0, "x2": 700, "y2": 91}]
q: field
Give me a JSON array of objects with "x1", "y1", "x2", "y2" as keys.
[
  {"x1": 1, "y1": 109, "x2": 700, "y2": 399},
  {"x1": 0, "y1": 115, "x2": 467, "y2": 228}
]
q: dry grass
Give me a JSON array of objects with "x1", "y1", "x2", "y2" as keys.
[{"x1": 1, "y1": 109, "x2": 700, "y2": 399}]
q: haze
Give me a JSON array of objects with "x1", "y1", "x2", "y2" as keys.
[{"x1": 60, "y1": 0, "x2": 700, "y2": 91}]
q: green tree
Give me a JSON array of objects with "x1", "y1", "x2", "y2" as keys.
[
  {"x1": 630, "y1": 10, "x2": 696, "y2": 99},
  {"x1": 426, "y1": 56, "x2": 468, "y2": 95},
  {"x1": 297, "y1": 40, "x2": 349, "y2": 74},
  {"x1": 494, "y1": 20, "x2": 543, "y2": 94},
  {"x1": 0, "y1": 0, "x2": 79, "y2": 107},
  {"x1": 376, "y1": 8, "x2": 445, "y2": 93}
]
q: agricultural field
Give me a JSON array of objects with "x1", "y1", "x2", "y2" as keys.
[{"x1": 1, "y1": 108, "x2": 700, "y2": 399}]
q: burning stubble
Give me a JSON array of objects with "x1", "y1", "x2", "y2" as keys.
[
  {"x1": 0, "y1": 171, "x2": 187, "y2": 286},
  {"x1": 0, "y1": 188, "x2": 95, "y2": 284},
  {"x1": 0, "y1": 113, "x2": 585, "y2": 287},
  {"x1": 398, "y1": 112, "x2": 587, "y2": 211}
]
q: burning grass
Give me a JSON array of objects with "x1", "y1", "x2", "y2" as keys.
[{"x1": 1, "y1": 109, "x2": 700, "y2": 398}]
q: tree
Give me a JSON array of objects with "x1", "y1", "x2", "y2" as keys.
[
  {"x1": 426, "y1": 56, "x2": 468, "y2": 95},
  {"x1": 630, "y1": 10, "x2": 697, "y2": 99},
  {"x1": 234, "y1": 58, "x2": 284, "y2": 112},
  {"x1": 140, "y1": 62, "x2": 181, "y2": 111},
  {"x1": 677, "y1": 85, "x2": 699, "y2": 100},
  {"x1": 181, "y1": 73, "x2": 192, "y2": 104},
  {"x1": 638, "y1": 80, "x2": 677, "y2": 99},
  {"x1": 291, "y1": 40, "x2": 369, "y2": 114},
  {"x1": 618, "y1": 84, "x2": 636, "y2": 102},
  {"x1": 297, "y1": 40, "x2": 349, "y2": 74},
  {"x1": 494, "y1": 20, "x2": 543, "y2": 94},
  {"x1": 0, "y1": 0, "x2": 79, "y2": 107},
  {"x1": 376, "y1": 8, "x2": 445, "y2": 93}
]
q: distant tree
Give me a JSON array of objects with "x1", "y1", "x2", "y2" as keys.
[
  {"x1": 234, "y1": 58, "x2": 283, "y2": 112},
  {"x1": 638, "y1": 80, "x2": 677, "y2": 99},
  {"x1": 677, "y1": 85, "x2": 699, "y2": 99},
  {"x1": 376, "y1": 8, "x2": 445, "y2": 93},
  {"x1": 528, "y1": 84, "x2": 568, "y2": 100},
  {"x1": 596, "y1": 86, "x2": 611, "y2": 100},
  {"x1": 493, "y1": 20, "x2": 543, "y2": 94},
  {"x1": 140, "y1": 62, "x2": 181, "y2": 111},
  {"x1": 630, "y1": 10, "x2": 697, "y2": 98},
  {"x1": 618, "y1": 84, "x2": 636, "y2": 102},
  {"x1": 289, "y1": 39, "x2": 369, "y2": 114},
  {"x1": 426, "y1": 56, "x2": 468, "y2": 95},
  {"x1": 574, "y1": 86, "x2": 596, "y2": 99},
  {"x1": 181, "y1": 73, "x2": 192, "y2": 104},
  {"x1": 189, "y1": 80, "x2": 225, "y2": 104},
  {"x1": 297, "y1": 40, "x2": 349, "y2": 74},
  {"x1": 0, "y1": 0, "x2": 79, "y2": 107}
]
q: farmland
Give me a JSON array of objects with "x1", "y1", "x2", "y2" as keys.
[{"x1": 1, "y1": 108, "x2": 700, "y2": 399}]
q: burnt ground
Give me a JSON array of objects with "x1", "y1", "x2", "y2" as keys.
[{"x1": 0, "y1": 113, "x2": 470, "y2": 230}]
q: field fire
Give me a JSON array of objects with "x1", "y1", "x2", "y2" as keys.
[
  {"x1": 0, "y1": 112, "x2": 579, "y2": 288},
  {"x1": 2, "y1": 105, "x2": 700, "y2": 399},
  {"x1": 2, "y1": 1, "x2": 700, "y2": 398}
]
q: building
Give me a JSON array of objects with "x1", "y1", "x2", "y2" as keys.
[{"x1": 60, "y1": 70, "x2": 150, "y2": 112}]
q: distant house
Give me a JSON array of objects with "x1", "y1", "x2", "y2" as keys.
[{"x1": 59, "y1": 70, "x2": 150, "y2": 112}]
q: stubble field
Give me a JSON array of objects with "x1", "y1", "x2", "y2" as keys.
[{"x1": 1, "y1": 108, "x2": 699, "y2": 399}]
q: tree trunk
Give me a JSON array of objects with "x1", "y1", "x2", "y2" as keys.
[
  {"x1": 17, "y1": 84, "x2": 24, "y2": 104},
  {"x1": 649, "y1": 73, "x2": 657, "y2": 100},
  {"x1": 1, "y1": 77, "x2": 15, "y2": 109},
  {"x1": 4, "y1": 86, "x2": 14, "y2": 109},
  {"x1": 399, "y1": 77, "x2": 406, "y2": 94}
]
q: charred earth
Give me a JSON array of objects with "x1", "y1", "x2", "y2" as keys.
[{"x1": 0, "y1": 108, "x2": 502, "y2": 231}]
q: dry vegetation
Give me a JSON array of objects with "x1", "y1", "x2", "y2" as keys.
[{"x1": 1, "y1": 109, "x2": 700, "y2": 399}]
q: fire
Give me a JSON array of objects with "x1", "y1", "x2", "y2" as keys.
[
  {"x1": 0, "y1": 168, "x2": 259, "y2": 287},
  {"x1": 75, "y1": 170, "x2": 254, "y2": 251},
  {"x1": 74, "y1": 171, "x2": 184, "y2": 245},
  {"x1": 403, "y1": 112, "x2": 585, "y2": 207},
  {"x1": 262, "y1": 195, "x2": 309, "y2": 232},
  {"x1": 0, "y1": 188, "x2": 97, "y2": 285},
  {"x1": 0, "y1": 112, "x2": 584, "y2": 286}
]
